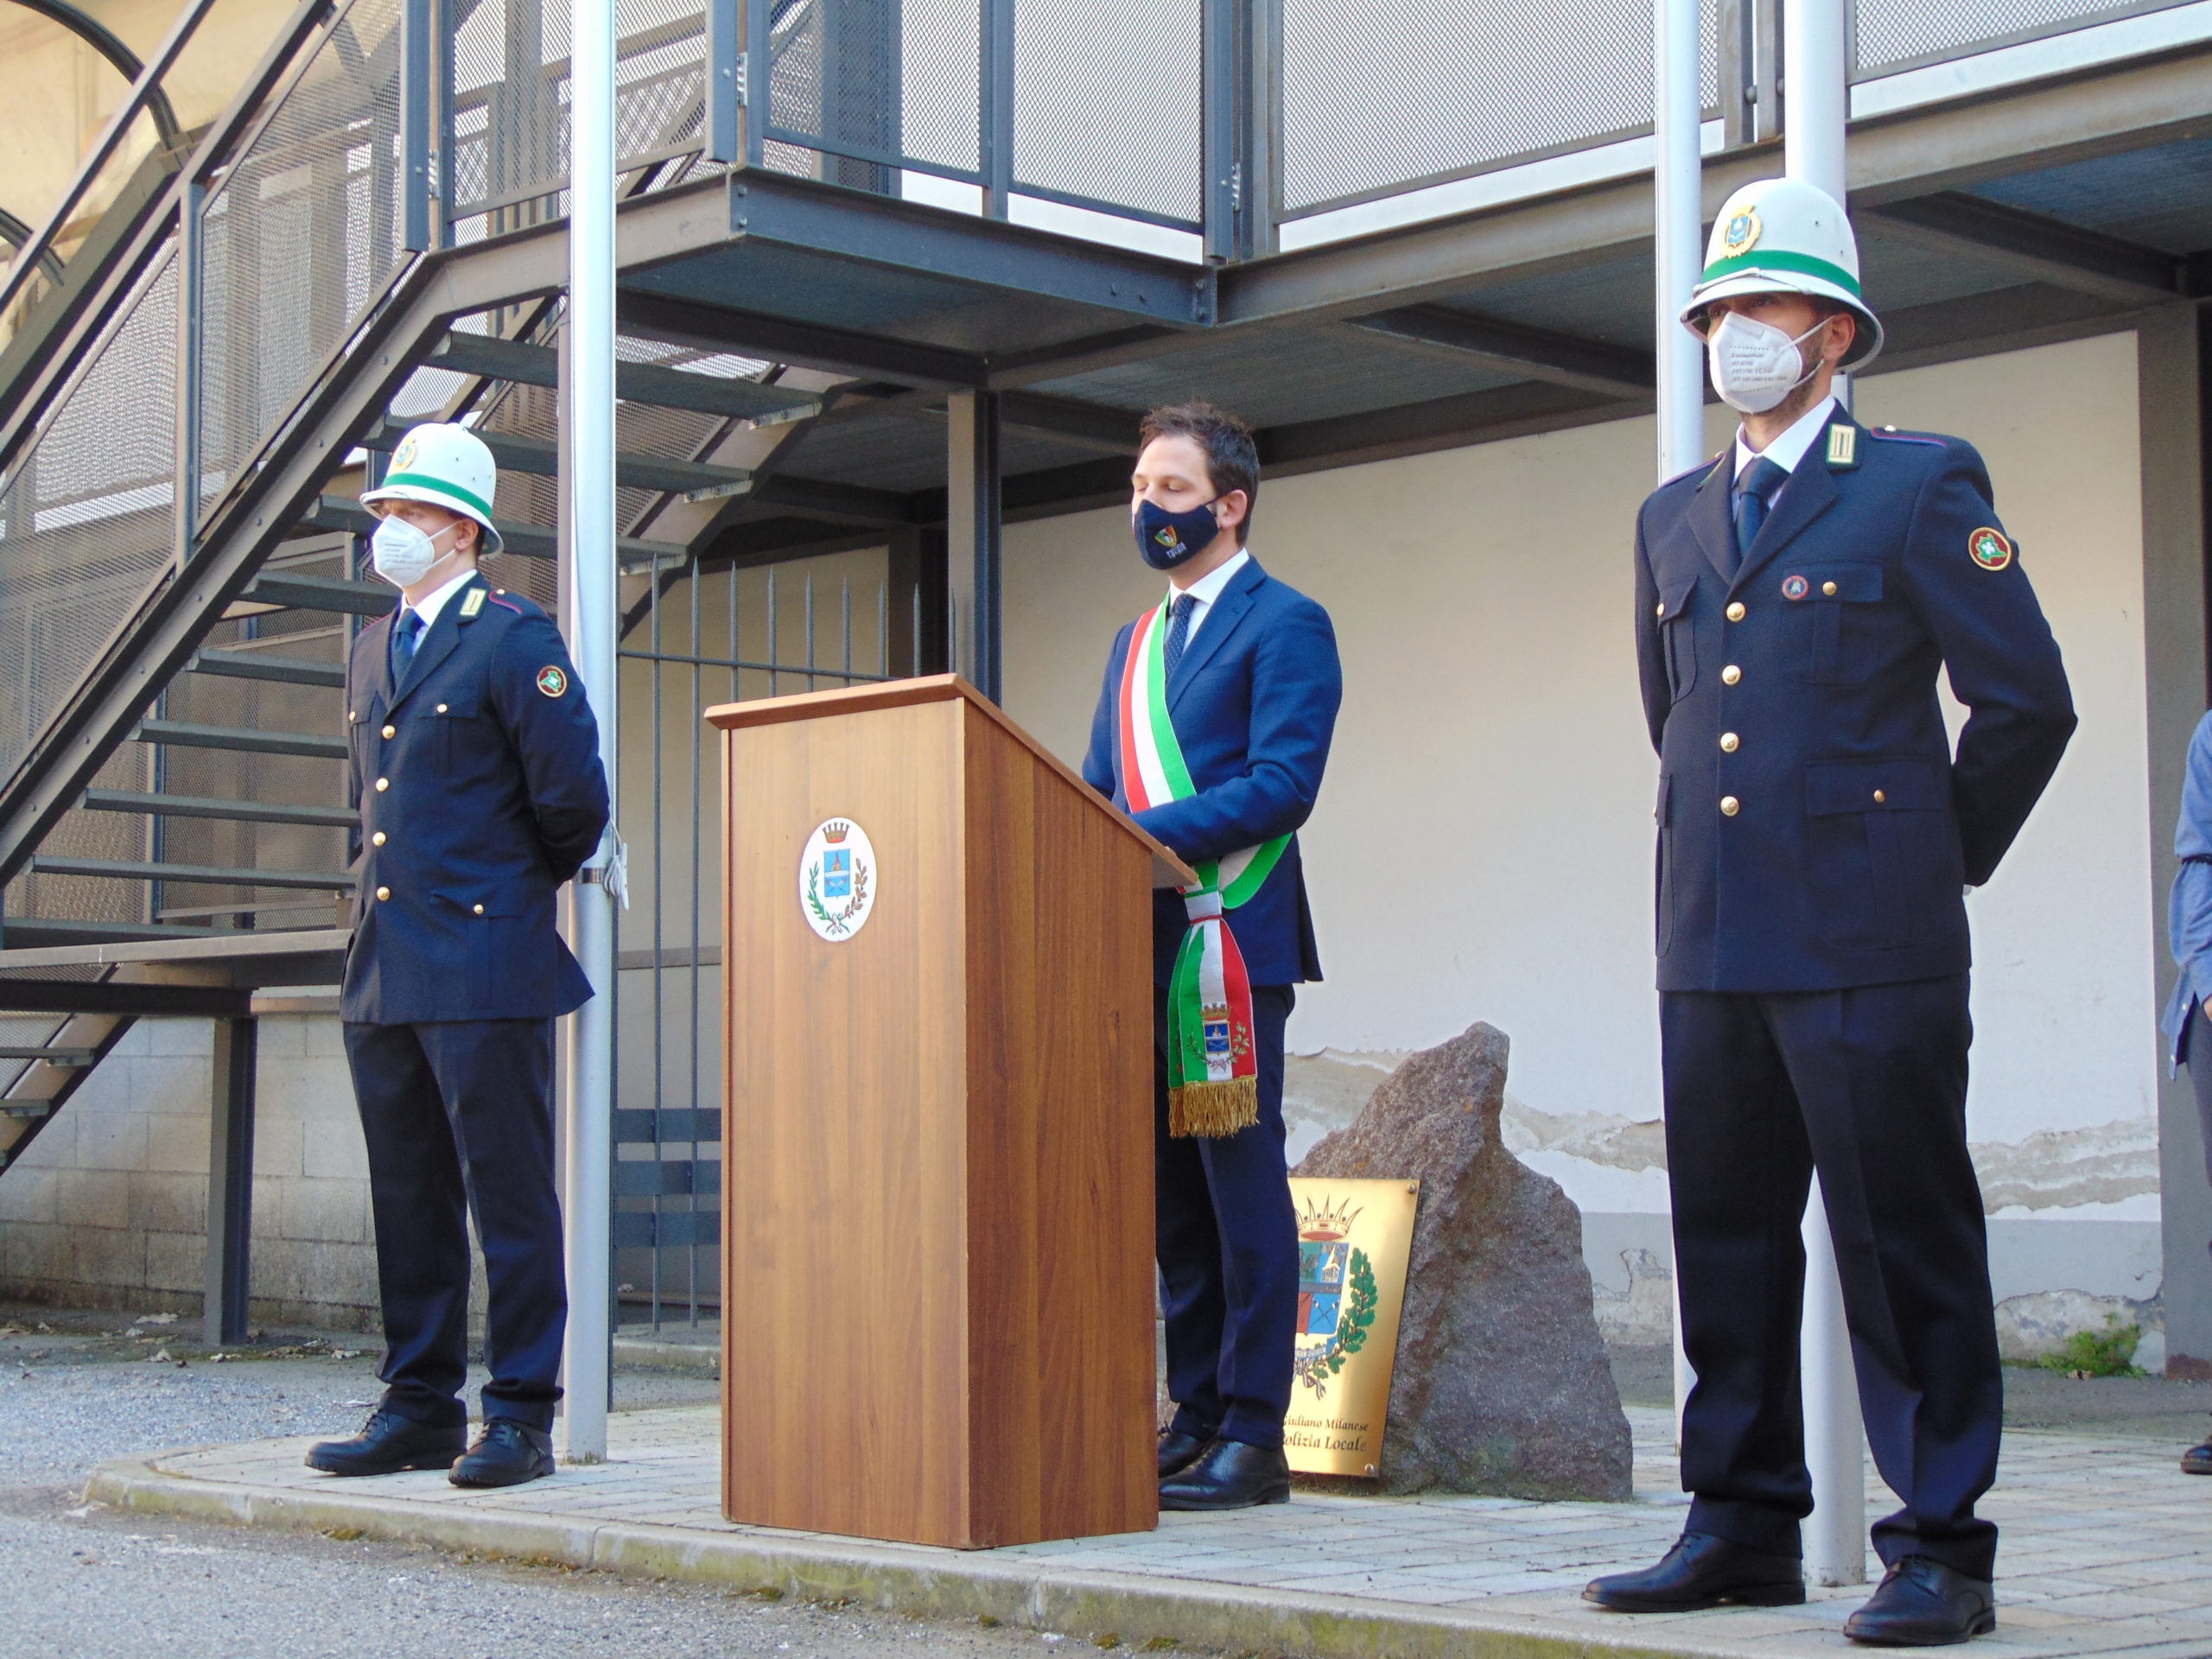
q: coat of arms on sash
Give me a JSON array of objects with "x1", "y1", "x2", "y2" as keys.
[
  {"x1": 798, "y1": 818, "x2": 877, "y2": 941},
  {"x1": 1284, "y1": 1178, "x2": 1421, "y2": 1478}
]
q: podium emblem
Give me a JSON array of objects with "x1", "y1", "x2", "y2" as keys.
[{"x1": 799, "y1": 818, "x2": 877, "y2": 941}]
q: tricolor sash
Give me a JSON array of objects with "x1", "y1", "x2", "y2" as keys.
[{"x1": 1118, "y1": 600, "x2": 1288, "y2": 1137}]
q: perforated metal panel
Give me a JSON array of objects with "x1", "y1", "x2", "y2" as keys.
[
  {"x1": 1279, "y1": 0, "x2": 1719, "y2": 220},
  {"x1": 198, "y1": 0, "x2": 409, "y2": 499},
  {"x1": 1851, "y1": 0, "x2": 2185, "y2": 76},
  {"x1": 0, "y1": 254, "x2": 179, "y2": 792},
  {"x1": 1014, "y1": 0, "x2": 1201, "y2": 224}
]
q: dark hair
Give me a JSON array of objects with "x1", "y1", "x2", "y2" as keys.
[{"x1": 1139, "y1": 400, "x2": 1258, "y2": 543}]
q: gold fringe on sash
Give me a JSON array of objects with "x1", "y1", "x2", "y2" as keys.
[{"x1": 1167, "y1": 1074, "x2": 1260, "y2": 1139}]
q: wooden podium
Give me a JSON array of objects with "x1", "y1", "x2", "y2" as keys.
[{"x1": 705, "y1": 675, "x2": 1190, "y2": 1549}]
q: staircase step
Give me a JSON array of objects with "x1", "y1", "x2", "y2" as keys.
[
  {"x1": 241, "y1": 571, "x2": 393, "y2": 616},
  {"x1": 364, "y1": 421, "x2": 751, "y2": 496},
  {"x1": 29, "y1": 855, "x2": 354, "y2": 891},
  {"x1": 133, "y1": 720, "x2": 347, "y2": 760},
  {"x1": 308, "y1": 495, "x2": 686, "y2": 569},
  {"x1": 82, "y1": 790, "x2": 355, "y2": 829},
  {"x1": 191, "y1": 649, "x2": 346, "y2": 688},
  {"x1": 427, "y1": 333, "x2": 822, "y2": 422}
]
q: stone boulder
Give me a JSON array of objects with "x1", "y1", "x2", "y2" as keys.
[{"x1": 1294, "y1": 1021, "x2": 1633, "y2": 1500}]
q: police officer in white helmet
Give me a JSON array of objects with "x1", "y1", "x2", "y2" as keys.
[
  {"x1": 1584, "y1": 180, "x2": 2076, "y2": 1643},
  {"x1": 308, "y1": 423, "x2": 609, "y2": 1488}
]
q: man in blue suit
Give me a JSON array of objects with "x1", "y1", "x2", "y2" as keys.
[
  {"x1": 307, "y1": 424, "x2": 609, "y2": 1489},
  {"x1": 1585, "y1": 181, "x2": 2075, "y2": 1645},
  {"x1": 1083, "y1": 401, "x2": 1342, "y2": 1510}
]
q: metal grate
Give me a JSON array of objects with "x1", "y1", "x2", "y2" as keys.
[
  {"x1": 615, "y1": 550, "x2": 899, "y2": 1331},
  {"x1": 1851, "y1": 0, "x2": 2190, "y2": 77},
  {"x1": 1014, "y1": 0, "x2": 1202, "y2": 226},
  {"x1": 1278, "y1": 0, "x2": 1719, "y2": 220},
  {"x1": 198, "y1": 0, "x2": 410, "y2": 501},
  {"x1": 0, "y1": 253, "x2": 179, "y2": 792}
]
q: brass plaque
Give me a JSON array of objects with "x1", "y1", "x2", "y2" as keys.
[{"x1": 1284, "y1": 1177, "x2": 1421, "y2": 1478}]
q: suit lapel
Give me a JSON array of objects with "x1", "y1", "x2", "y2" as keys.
[
  {"x1": 1688, "y1": 458, "x2": 1736, "y2": 584},
  {"x1": 1732, "y1": 412, "x2": 1850, "y2": 589},
  {"x1": 1167, "y1": 556, "x2": 1265, "y2": 713},
  {"x1": 385, "y1": 575, "x2": 480, "y2": 714}
]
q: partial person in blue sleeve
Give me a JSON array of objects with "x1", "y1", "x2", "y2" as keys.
[{"x1": 2162, "y1": 709, "x2": 2212, "y2": 1476}]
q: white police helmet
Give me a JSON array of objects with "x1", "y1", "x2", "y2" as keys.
[
  {"x1": 1679, "y1": 177, "x2": 1884, "y2": 369},
  {"x1": 359, "y1": 422, "x2": 504, "y2": 554}
]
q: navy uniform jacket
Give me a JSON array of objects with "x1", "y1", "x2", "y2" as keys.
[
  {"x1": 341, "y1": 573, "x2": 610, "y2": 1024},
  {"x1": 1635, "y1": 410, "x2": 2075, "y2": 994},
  {"x1": 1082, "y1": 556, "x2": 1343, "y2": 987}
]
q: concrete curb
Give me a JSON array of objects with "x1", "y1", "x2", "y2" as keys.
[
  {"x1": 87, "y1": 1452, "x2": 1780, "y2": 1659},
  {"x1": 611, "y1": 1338, "x2": 719, "y2": 1376}
]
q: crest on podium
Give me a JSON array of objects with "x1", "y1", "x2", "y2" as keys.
[{"x1": 1284, "y1": 1178, "x2": 1420, "y2": 1478}]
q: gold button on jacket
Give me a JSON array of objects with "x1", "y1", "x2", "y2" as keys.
[
  {"x1": 1720, "y1": 732, "x2": 1739, "y2": 753},
  {"x1": 372, "y1": 830, "x2": 386, "y2": 847},
  {"x1": 374, "y1": 777, "x2": 390, "y2": 791},
  {"x1": 375, "y1": 886, "x2": 391, "y2": 901},
  {"x1": 1721, "y1": 664, "x2": 1742, "y2": 685},
  {"x1": 1725, "y1": 601, "x2": 1745, "y2": 622},
  {"x1": 1719, "y1": 796, "x2": 1741, "y2": 817},
  {"x1": 380, "y1": 723, "x2": 397, "y2": 740}
]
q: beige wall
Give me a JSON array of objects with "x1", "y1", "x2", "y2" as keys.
[{"x1": 1002, "y1": 331, "x2": 2162, "y2": 1335}]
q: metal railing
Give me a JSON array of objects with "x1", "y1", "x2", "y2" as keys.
[{"x1": 613, "y1": 555, "x2": 906, "y2": 1331}]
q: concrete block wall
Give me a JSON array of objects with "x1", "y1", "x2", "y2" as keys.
[{"x1": 0, "y1": 1014, "x2": 384, "y2": 1331}]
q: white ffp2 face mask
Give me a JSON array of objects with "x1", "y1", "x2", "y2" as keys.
[
  {"x1": 1707, "y1": 310, "x2": 1831, "y2": 415},
  {"x1": 370, "y1": 513, "x2": 459, "y2": 587}
]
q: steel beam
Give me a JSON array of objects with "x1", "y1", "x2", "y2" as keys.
[
  {"x1": 363, "y1": 420, "x2": 753, "y2": 493},
  {"x1": 428, "y1": 332, "x2": 823, "y2": 419},
  {"x1": 204, "y1": 1014, "x2": 257, "y2": 1345},
  {"x1": 619, "y1": 289, "x2": 989, "y2": 389},
  {"x1": 1349, "y1": 306, "x2": 1655, "y2": 398},
  {"x1": 721, "y1": 168, "x2": 1216, "y2": 326},
  {"x1": 1867, "y1": 192, "x2": 2188, "y2": 306},
  {"x1": 0, "y1": 977, "x2": 252, "y2": 1017}
]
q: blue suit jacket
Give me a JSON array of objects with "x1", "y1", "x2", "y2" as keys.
[
  {"x1": 1083, "y1": 556, "x2": 1343, "y2": 987},
  {"x1": 1636, "y1": 411, "x2": 2075, "y2": 993},
  {"x1": 341, "y1": 574, "x2": 611, "y2": 1024}
]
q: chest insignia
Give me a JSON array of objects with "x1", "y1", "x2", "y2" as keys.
[
  {"x1": 1968, "y1": 528, "x2": 2014, "y2": 571},
  {"x1": 536, "y1": 664, "x2": 569, "y2": 697},
  {"x1": 1782, "y1": 574, "x2": 1809, "y2": 601},
  {"x1": 1824, "y1": 425, "x2": 1858, "y2": 468}
]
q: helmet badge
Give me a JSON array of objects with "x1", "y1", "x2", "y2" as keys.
[
  {"x1": 1721, "y1": 206, "x2": 1763, "y2": 255},
  {"x1": 392, "y1": 434, "x2": 419, "y2": 472}
]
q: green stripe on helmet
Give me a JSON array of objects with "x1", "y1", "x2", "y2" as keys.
[
  {"x1": 1698, "y1": 249, "x2": 1863, "y2": 298},
  {"x1": 375, "y1": 472, "x2": 495, "y2": 521}
]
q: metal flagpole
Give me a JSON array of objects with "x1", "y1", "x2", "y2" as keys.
[
  {"x1": 1653, "y1": 0, "x2": 1702, "y2": 1452},
  {"x1": 1783, "y1": 0, "x2": 1870, "y2": 1589},
  {"x1": 563, "y1": 0, "x2": 619, "y2": 1465}
]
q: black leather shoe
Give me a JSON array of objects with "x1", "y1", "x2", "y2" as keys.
[
  {"x1": 1584, "y1": 1531, "x2": 1806, "y2": 1611},
  {"x1": 448, "y1": 1418, "x2": 556, "y2": 1488},
  {"x1": 1158, "y1": 1425, "x2": 1212, "y2": 1479},
  {"x1": 1158, "y1": 1438, "x2": 1290, "y2": 1510},
  {"x1": 305, "y1": 1408, "x2": 466, "y2": 1477},
  {"x1": 1844, "y1": 1557, "x2": 1995, "y2": 1646},
  {"x1": 2182, "y1": 1435, "x2": 2212, "y2": 1475}
]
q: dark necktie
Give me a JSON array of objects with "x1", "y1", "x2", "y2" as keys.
[
  {"x1": 1732, "y1": 456, "x2": 1789, "y2": 571},
  {"x1": 1162, "y1": 593, "x2": 1198, "y2": 681},
  {"x1": 391, "y1": 608, "x2": 423, "y2": 682}
]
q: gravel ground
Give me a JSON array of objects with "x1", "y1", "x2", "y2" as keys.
[{"x1": 0, "y1": 1308, "x2": 1167, "y2": 1659}]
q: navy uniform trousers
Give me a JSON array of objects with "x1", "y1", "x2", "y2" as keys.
[
  {"x1": 1663, "y1": 976, "x2": 1999, "y2": 1577},
  {"x1": 1156, "y1": 982, "x2": 1297, "y2": 1449},
  {"x1": 344, "y1": 1019, "x2": 566, "y2": 1431}
]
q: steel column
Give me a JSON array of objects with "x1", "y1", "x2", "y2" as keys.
[
  {"x1": 1783, "y1": 0, "x2": 1868, "y2": 1589},
  {"x1": 1201, "y1": 0, "x2": 1236, "y2": 263},
  {"x1": 174, "y1": 179, "x2": 204, "y2": 574},
  {"x1": 1654, "y1": 0, "x2": 1704, "y2": 1449},
  {"x1": 981, "y1": 0, "x2": 1015, "y2": 218},
  {"x1": 563, "y1": 0, "x2": 620, "y2": 1466},
  {"x1": 398, "y1": 0, "x2": 435, "y2": 252},
  {"x1": 945, "y1": 390, "x2": 1001, "y2": 699},
  {"x1": 203, "y1": 1014, "x2": 257, "y2": 1346}
]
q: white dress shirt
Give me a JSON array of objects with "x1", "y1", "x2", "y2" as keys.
[
  {"x1": 1733, "y1": 394, "x2": 1838, "y2": 486},
  {"x1": 1165, "y1": 546, "x2": 1250, "y2": 646},
  {"x1": 397, "y1": 563, "x2": 478, "y2": 638}
]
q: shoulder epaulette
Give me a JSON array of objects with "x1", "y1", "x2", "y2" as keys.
[
  {"x1": 1659, "y1": 454, "x2": 1727, "y2": 492},
  {"x1": 1867, "y1": 426, "x2": 1949, "y2": 448},
  {"x1": 487, "y1": 591, "x2": 526, "y2": 614}
]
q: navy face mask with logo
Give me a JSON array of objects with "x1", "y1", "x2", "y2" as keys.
[{"x1": 1134, "y1": 496, "x2": 1223, "y2": 570}]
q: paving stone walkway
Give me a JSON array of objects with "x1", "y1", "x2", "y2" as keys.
[{"x1": 92, "y1": 1406, "x2": 2212, "y2": 1658}]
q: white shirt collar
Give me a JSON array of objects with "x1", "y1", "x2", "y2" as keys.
[
  {"x1": 1734, "y1": 395, "x2": 1839, "y2": 482},
  {"x1": 401, "y1": 565, "x2": 480, "y2": 633},
  {"x1": 1166, "y1": 546, "x2": 1250, "y2": 613}
]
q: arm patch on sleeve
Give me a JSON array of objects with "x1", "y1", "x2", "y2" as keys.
[{"x1": 1968, "y1": 527, "x2": 2014, "y2": 571}]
